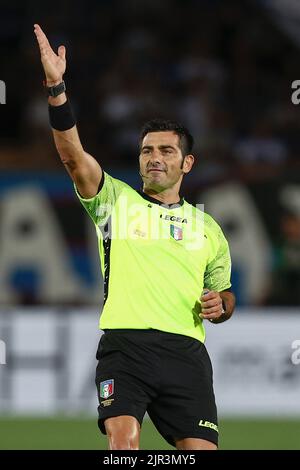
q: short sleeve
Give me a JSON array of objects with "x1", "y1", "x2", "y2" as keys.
[
  {"x1": 204, "y1": 227, "x2": 232, "y2": 292},
  {"x1": 74, "y1": 171, "x2": 129, "y2": 225}
]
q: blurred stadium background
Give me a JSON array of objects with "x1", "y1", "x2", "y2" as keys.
[{"x1": 0, "y1": 0, "x2": 300, "y2": 450}]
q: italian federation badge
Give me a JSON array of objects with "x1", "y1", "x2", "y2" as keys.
[
  {"x1": 100, "y1": 379, "x2": 114, "y2": 399},
  {"x1": 170, "y1": 224, "x2": 183, "y2": 241}
]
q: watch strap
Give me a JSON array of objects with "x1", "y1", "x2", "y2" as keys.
[{"x1": 46, "y1": 80, "x2": 66, "y2": 97}]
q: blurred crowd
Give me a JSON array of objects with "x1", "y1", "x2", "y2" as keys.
[
  {"x1": 1, "y1": 0, "x2": 300, "y2": 306},
  {"x1": 0, "y1": 0, "x2": 299, "y2": 179}
]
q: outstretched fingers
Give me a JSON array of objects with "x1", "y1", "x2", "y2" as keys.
[
  {"x1": 34, "y1": 24, "x2": 52, "y2": 55},
  {"x1": 34, "y1": 24, "x2": 46, "y2": 44}
]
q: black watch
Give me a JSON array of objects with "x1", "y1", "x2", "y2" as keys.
[{"x1": 47, "y1": 80, "x2": 66, "y2": 97}]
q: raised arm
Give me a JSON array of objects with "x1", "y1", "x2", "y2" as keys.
[{"x1": 34, "y1": 24, "x2": 102, "y2": 198}]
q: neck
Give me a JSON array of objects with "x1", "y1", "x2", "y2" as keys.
[{"x1": 142, "y1": 186, "x2": 180, "y2": 205}]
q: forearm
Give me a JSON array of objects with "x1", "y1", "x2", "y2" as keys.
[
  {"x1": 48, "y1": 92, "x2": 101, "y2": 196},
  {"x1": 212, "y1": 291, "x2": 236, "y2": 324},
  {"x1": 48, "y1": 91, "x2": 84, "y2": 167}
]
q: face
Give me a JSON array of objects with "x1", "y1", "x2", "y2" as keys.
[{"x1": 139, "y1": 131, "x2": 193, "y2": 191}]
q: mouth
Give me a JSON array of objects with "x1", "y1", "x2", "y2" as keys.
[{"x1": 147, "y1": 168, "x2": 164, "y2": 173}]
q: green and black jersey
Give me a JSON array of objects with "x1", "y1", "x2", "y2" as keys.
[{"x1": 75, "y1": 172, "x2": 232, "y2": 343}]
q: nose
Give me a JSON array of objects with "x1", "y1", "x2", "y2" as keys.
[{"x1": 149, "y1": 150, "x2": 163, "y2": 165}]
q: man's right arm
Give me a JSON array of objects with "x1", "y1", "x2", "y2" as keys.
[{"x1": 34, "y1": 24, "x2": 101, "y2": 198}]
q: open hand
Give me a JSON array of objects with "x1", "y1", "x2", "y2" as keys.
[{"x1": 34, "y1": 24, "x2": 66, "y2": 86}]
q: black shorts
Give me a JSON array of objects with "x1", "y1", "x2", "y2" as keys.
[{"x1": 95, "y1": 329, "x2": 218, "y2": 447}]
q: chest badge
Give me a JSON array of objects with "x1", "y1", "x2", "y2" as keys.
[{"x1": 170, "y1": 224, "x2": 183, "y2": 241}]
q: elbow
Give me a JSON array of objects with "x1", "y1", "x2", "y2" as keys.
[
  {"x1": 60, "y1": 153, "x2": 77, "y2": 171},
  {"x1": 55, "y1": 138, "x2": 84, "y2": 169},
  {"x1": 58, "y1": 145, "x2": 84, "y2": 170}
]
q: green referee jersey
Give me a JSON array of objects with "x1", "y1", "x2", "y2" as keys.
[{"x1": 75, "y1": 171, "x2": 232, "y2": 343}]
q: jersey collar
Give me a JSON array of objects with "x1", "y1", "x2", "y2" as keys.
[{"x1": 137, "y1": 190, "x2": 184, "y2": 209}]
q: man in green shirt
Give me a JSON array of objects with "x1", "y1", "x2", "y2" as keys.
[{"x1": 34, "y1": 24, "x2": 235, "y2": 450}]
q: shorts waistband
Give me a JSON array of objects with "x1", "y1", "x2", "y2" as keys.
[
  {"x1": 102, "y1": 328, "x2": 202, "y2": 344},
  {"x1": 103, "y1": 328, "x2": 163, "y2": 335}
]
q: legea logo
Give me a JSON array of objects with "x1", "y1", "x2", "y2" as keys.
[
  {"x1": 0, "y1": 80, "x2": 6, "y2": 104},
  {"x1": 0, "y1": 340, "x2": 6, "y2": 365}
]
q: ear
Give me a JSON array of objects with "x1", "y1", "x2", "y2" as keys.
[{"x1": 182, "y1": 154, "x2": 195, "y2": 174}]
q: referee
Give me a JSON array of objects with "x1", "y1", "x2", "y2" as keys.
[{"x1": 34, "y1": 24, "x2": 235, "y2": 451}]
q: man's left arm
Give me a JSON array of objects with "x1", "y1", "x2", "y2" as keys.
[{"x1": 201, "y1": 222, "x2": 235, "y2": 323}]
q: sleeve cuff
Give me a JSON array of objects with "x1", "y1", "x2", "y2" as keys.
[{"x1": 74, "y1": 171, "x2": 105, "y2": 202}]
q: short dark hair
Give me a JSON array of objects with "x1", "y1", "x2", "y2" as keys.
[{"x1": 140, "y1": 118, "x2": 194, "y2": 156}]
